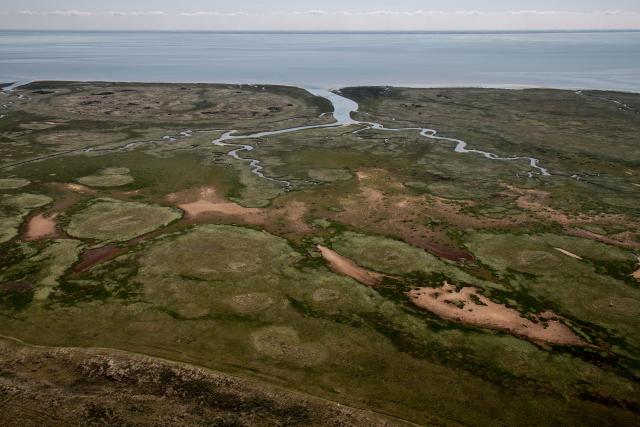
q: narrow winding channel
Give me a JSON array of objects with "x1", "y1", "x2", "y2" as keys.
[
  {"x1": 1, "y1": 83, "x2": 550, "y2": 180},
  {"x1": 212, "y1": 87, "x2": 550, "y2": 187}
]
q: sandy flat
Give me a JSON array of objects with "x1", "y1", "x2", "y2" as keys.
[
  {"x1": 554, "y1": 247, "x2": 583, "y2": 260},
  {"x1": 24, "y1": 213, "x2": 57, "y2": 241},
  {"x1": 170, "y1": 185, "x2": 311, "y2": 233},
  {"x1": 408, "y1": 282, "x2": 586, "y2": 346},
  {"x1": 317, "y1": 245, "x2": 383, "y2": 286},
  {"x1": 65, "y1": 183, "x2": 94, "y2": 193},
  {"x1": 179, "y1": 199, "x2": 262, "y2": 217}
]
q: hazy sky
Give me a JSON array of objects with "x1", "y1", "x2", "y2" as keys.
[{"x1": 1, "y1": 1, "x2": 639, "y2": 30}]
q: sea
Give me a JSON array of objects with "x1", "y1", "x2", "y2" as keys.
[{"x1": 1, "y1": 30, "x2": 639, "y2": 92}]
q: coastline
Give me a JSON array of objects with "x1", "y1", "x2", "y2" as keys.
[{"x1": 6, "y1": 79, "x2": 640, "y2": 95}]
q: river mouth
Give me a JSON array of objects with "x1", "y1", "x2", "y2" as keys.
[{"x1": 211, "y1": 86, "x2": 551, "y2": 186}]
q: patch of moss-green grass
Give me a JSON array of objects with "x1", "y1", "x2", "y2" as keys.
[{"x1": 65, "y1": 198, "x2": 181, "y2": 242}]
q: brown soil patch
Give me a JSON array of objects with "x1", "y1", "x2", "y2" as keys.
[
  {"x1": 23, "y1": 213, "x2": 58, "y2": 241},
  {"x1": 180, "y1": 198, "x2": 262, "y2": 218},
  {"x1": 317, "y1": 245, "x2": 383, "y2": 286},
  {"x1": 408, "y1": 282, "x2": 587, "y2": 347},
  {"x1": 169, "y1": 185, "x2": 311, "y2": 234},
  {"x1": 281, "y1": 201, "x2": 311, "y2": 233},
  {"x1": 362, "y1": 187, "x2": 384, "y2": 204}
]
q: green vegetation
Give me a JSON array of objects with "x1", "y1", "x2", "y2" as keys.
[
  {"x1": 2, "y1": 193, "x2": 52, "y2": 209},
  {"x1": 65, "y1": 198, "x2": 182, "y2": 242},
  {"x1": 77, "y1": 167, "x2": 134, "y2": 187},
  {"x1": 0, "y1": 177, "x2": 30, "y2": 189},
  {"x1": 0, "y1": 82, "x2": 639, "y2": 426}
]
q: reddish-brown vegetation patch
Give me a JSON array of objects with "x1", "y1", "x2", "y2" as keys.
[
  {"x1": 507, "y1": 185, "x2": 640, "y2": 249},
  {"x1": 73, "y1": 245, "x2": 125, "y2": 273},
  {"x1": 408, "y1": 282, "x2": 587, "y2": 347},
  {"x1": 337, "y1": 169, "x2": 476, "y2": 261},
  {"x1": 0, "y1": 280, "x2": 33, "y2": 293}
]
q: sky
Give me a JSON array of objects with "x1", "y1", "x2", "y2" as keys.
[{"x1": 1, "y1": 1, "x2": 639, "y2": 31}]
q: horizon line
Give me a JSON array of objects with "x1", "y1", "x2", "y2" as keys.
[{"x1": 2, "y1": 28, "x2": 640, "y2": 33}]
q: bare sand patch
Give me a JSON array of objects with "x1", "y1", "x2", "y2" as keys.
[
  {"x1": 180, "y1": 199, "x2": 262, "y2": 217},
  {"x1": 317, "y1": 245, "x2": 383, "y2": 287},
  {"x1": 24, "y1": 213, "x2": 57, "y2": 241},
  {"x1": 362, "y1": 187, "x2": 384, "y2": 205},
  {"x1": 175, "y1": 186, "x2": 263, "y2": 219},
  {"x1": 171, "y1": 185, "x2": 311, "y2": 234},
  {"x1": 64, "y1": 183, "x2": 94, "y2": 194},
  {"x1": 356, "y1": 171, "x2": 370, "y2": 181},
  {"x1": 633, "y1": 257, "x2": 640, "y2": 281},
  {"x1": 554, "y1": 247, "x2": 583, "y2": 260},
  {"x1": 408, "y1": 282, "x2": 586, "y2": 347}
]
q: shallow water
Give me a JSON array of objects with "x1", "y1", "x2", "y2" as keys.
[{"x1": 1, "y1": 30, "x2": 640, "y2": 91}]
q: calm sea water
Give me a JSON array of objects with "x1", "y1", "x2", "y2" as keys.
[{"x1": 1, "y1": 30, "x2": 639, "y2": 91}]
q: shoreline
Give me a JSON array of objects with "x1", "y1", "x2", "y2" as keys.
[{"x1": 6, "y1": 79, "x2": 640, "y2": 95}]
